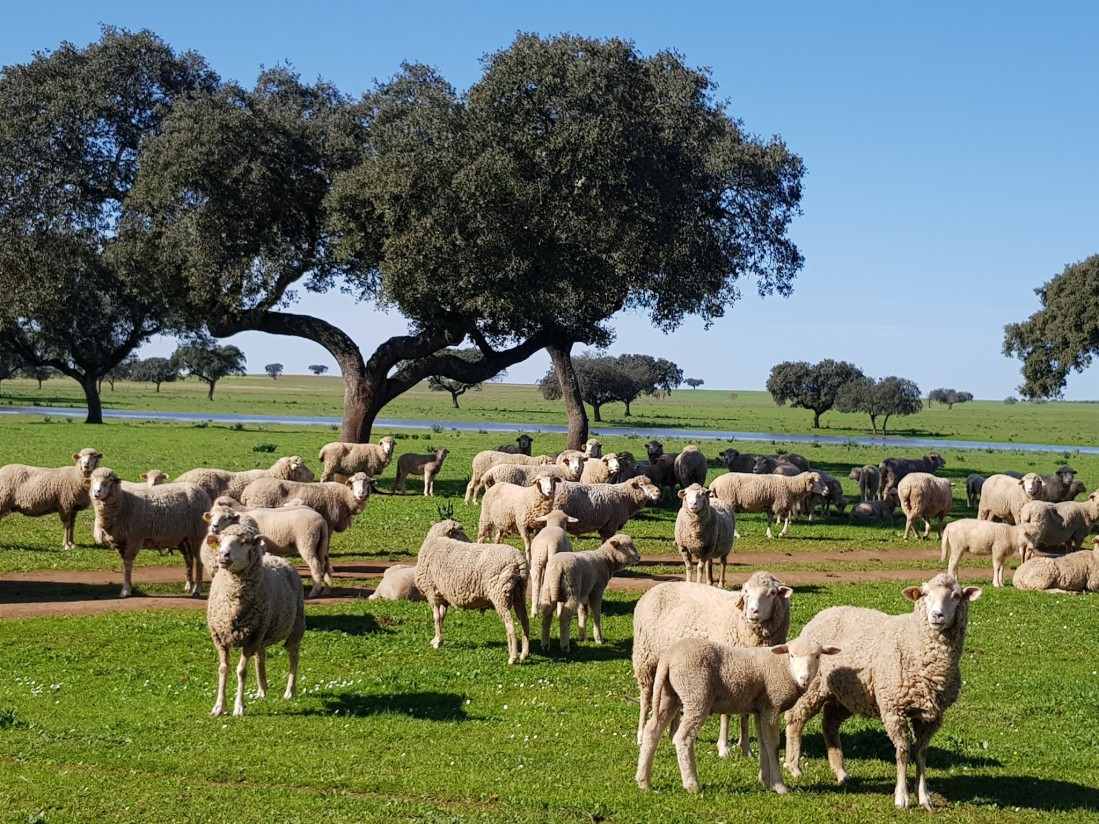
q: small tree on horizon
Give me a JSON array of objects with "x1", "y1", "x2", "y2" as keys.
[
  {"x1": 425, "y1": 348, "x2": 507, "y2": 408},
  {"x1": 172, "y1": 339, "x2": 246, "y2": 400},
  {"x1": 539, "y1": 353, "x2": 682, "y2": 420},
  {"x1": 685, "y1": 378, "x2": 705, "y2": 389},
  {"x1": 929, "y1": 387, "x2": 975, "y2": 409},
  {"x1": 837, "y1": 375, "x2": 923, "y2": 435},
  {"x1": 308, "y1": 364, "x2": 329, "y2": 375},
  {"x1": 20, "y1": 365, "x2": 55, "y2": 390},
  {"x1": 130, "y1": 357, "x2": 179, "y2": 393},
  {"x1": 265, "y1": 363, "x2": 284, "y2": 380}
]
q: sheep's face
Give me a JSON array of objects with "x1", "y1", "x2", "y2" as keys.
[
  {"x1": 645, "y1": 441, "x2": 663, "y2": 462},
  {"x1": 738, "y1": 577, "x2": 793, "y2": 624},
  {"x1": 1057, "y1": 467, "x2": 1076, "y2": 486},
  {"x1": 536, "y1": 510, "x2": 577, "y2": 530},
  {"x1": 208, "y1": 529, "x2": 263, "y2": 572},
  {"x1": 584, "y1": 439, "x2": 602, "y2": 458},
  {"x1": 204, "y1": 506, "x2": 241, "y2": 535},
  {"x1": 605, "y1": 455, "x2": 621, "y2": 474},
  {"x1": 634, "y1": 477, "x2": 662, "y2": 502},
  {"x1": 287, "y1": 457, "x2": 315, "y2": 482},
  {"x1": 141, "y1": 470, "x2": 169, "y2": 486},
  {"x1": 848, "y1": 468, "x2": 863, "y2": 481},
  {"x1": 429, "y1": 519, "x2": 468, "y2": 540},
  {"x1": 927, "y1": 453, "x2": 946, "y2": 470},
  {"x1": 1021, "y1": 473, "x2": 1043, "y2": 497},
  {"x1": 346, "y1": 473, "x2": 372, "y2": 501},
  {"x1": 752, "y1": 456, "x2": 775, "y2": 474},
  {"x1": 564, "y1": 455, "x2": 584, "y2": 476},
  {"x1": 806, "y1": 473, "x2": 827, "y2": 495},
  {"x1": 607, "y1": 535, "x2": 641, "y2": 566},
  {"x1": 379, "y1": 437, "x2": 396, "y2": 456},
  {"x1": 776, "y1": 638, "x2": 841, "y2": 689},
  {"x1": 517, "y1": 435, "x2": 533, "y2": 452},
  {"x1": 720, "y1": 449, "x2": 740, "y2": 470},
  {"x1": 436, "y1": 448, "x2": 450, "y2": 462},
  {"x1": 533, "y1": 475, "x2": 557, "y2": 499},
  {"x1": 86, "y1": 469, "x2": 118, "y2": 500},
  {"x1": 904, "y1": 575, "x2": 982, "y2": 631},
  {"x1": 74, "y1": 449, "x2": 103, "y2": 475},
  {"x1": 678, "y1": 484, "x2": 710, "y2": 515}
]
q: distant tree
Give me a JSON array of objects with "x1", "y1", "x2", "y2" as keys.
[
  {"x1": 685, "y1": 378, "x2": 705, "y2": 389},
  {"x1": 539, "y1": 353, "x2": 682, "y2": 420},
  {"x1": 19, "y1": 365, "x2": 55, "y2": 390},
  {"x1": 422, "y1": 348, "x2": 508, "y2": 409},
  {"x1": 837, "y1": 375, "x2": 922, "y2": 435},
  {"x1": 99, "y1": 355, "x2": 137, "y2": 392},
  {"x1": 265, "y1": 363, "x2": 284, "y2": 380},
  {"x1": 130, "y1": 357, "x2": 180, "y2": 392},
  {"x1": 929, "y1": 388, "x2": 974, "y2": 409},
  {"x1": 766, "y1": 359, "x2": 865, "y2": 428},
  {"x1": 308, "y1": 364, "x2": 329, "y2": 376},
  {"x1": 172, "y1": 338, "x2": 246, "y2": 400},
  {"x1": 1004, "y1": 395, "x2": 1018, "y2": 405},
  {"x1": 0, "y1": 351, "x2": 23, "y2": 395}
]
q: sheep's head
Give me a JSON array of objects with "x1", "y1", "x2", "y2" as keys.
[
  {"x1": 286, "y1": 456, "x2": 315, "y2": 482},
  {"x1": 903, "y1": 574, "x2": 981, "y2": 631},
  {"x1": 752, "y1": 456, "x2": 776, "y2": 474},
  {"x1": 848, "y1": 467, "x2": 863, "y2": 481},
  {"x1": 435, "y1": 447, "x2": 450, "y2": 461},
  {"x1": 720, "y1": 448, "x2": 740, "y2": 470},
  {"x1": 203, "y1": 505, "x2": 241, "y2": 534},
  {"x1": 926, "y1": 453, "x2": 946, "y2": 470},
  {"x1": 563, "y1": 454, "x2": 584, "y2": 476},
  {"x1": 678, "y1": 483, "x2": 711, "y2": 515},
  {"x1": 773, "y1": 637, "x2": 841, "y2": 690},
  {"x1": 632, "y1": 476, "x2": 662, "y2": 502},
  {"x1": 531, "y1": 475, "x2": 558, "y2": 499},
  {"x1": 516, "y1": 434, "x2": 533, "y2": 452},
  {"x1": 736, "y1": 572, "x2": 793, "y2": 624},
  {"x1": 604, "y1": 454, "x2": 621, "y2": 475},
  {"x1": 1056, "y1": 465, "x2": 1077, "y2": 486},
  {"x1": 805, "y1": 472, "x2": 827, "y2": 495},
  {"x1": 74, "y1": 448, "x2": 103, "y2": 476},
  {"x1": 85, "y1": 467, "x2": 118, "y2": 500},
  {"x1": 1017, "y1": 524, "x2": 1040, "y2": 554},
  {"x1": 604, "y1": 534, "x2": 641, "y2": 566},
  {"x1": 379, "y1": 436, "x2": 396, "y2": 455},
  {"x1": 583, "y1": 439, "x2": 602, "y2": 458},
  {"x1": 346, "y1": 472, "x2": 373, "y2": 501},
  {"x1": 428, "y1": 519, "x2": 468, "y2": 541},
  {"x1": 1021, "y1": 473, "x2": 1044, "y2": 498},
  {"x1": 645, "y1": 440, "x2": 664, "y2": 462},
  {"x1": 141, "y1": 470, "x2": 169, "y2": 486},
  {"x1": 207, "y1": 524, "x2": 265, "y2": 572},
  {"x1": 535, "y1": 509, "x2": 578, "y2": 529}
]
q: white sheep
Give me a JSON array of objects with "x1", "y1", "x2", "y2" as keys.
[
  {"x1": 940, "y1": 518, "x2": 1038, "y2": 587},
  {"x1": 413, "y1": 520, "x2": 531, "y2": 664},
  {"x1": 394, "y1": 447, "x2": 449, "y2": 496},
  {"x1": 528, "y1": 509, "x2": 577, "y2": 614},
  {"x1": 318, "y1": 435, "x2": 396, "y2": 482},
  {"x1": 784, "y1": 573, "x2": 982, "y2": 810},
  {"x1": 139, "y1": 469, "x2": 170, "y2": 487},
  {"x1": 580, "y1": 453, "x2": 621, "y2": 485},
  {"x1": 240, "y1": 473, "x2": 373, "y2": 534},
  {"x1": 477, "y1": 475, "x2": 559, "y2": 557},
  {"x1": 977, "y1": 472, "x2": 1044, "y2": 523},
  {"x1": 636, "y1": 636, "x2": 840, "y2": 795},
  {"x1": 553, "y1": 476, "x2": 662, "y2": 541},
  {"x1": 472, "y1": 455, "x2": 583, "y2": 503},
  {"x1": 582, "y1": 438, "x2": 603, "y2": 458},
  {"x1": 848, "y1": 490, "x2": 900, "y2": 522},
  {"x1": 632, "y1": 571, "x2": 793, "y2": 758},
  {"x1": 849, "y1": 465, "x2": 882, "y2": 501},
  {"x1": 205, "y1": 524, "x2": 305, "y2": 717},
  {"x1": 539, "y1": 533, "x2": 640, "y2": 653},
  {"x1": 707, "y1": 471, "x2": 827, "y2": 538},
  {"x1": 175, "y1": 455, "x2": 315, "y2": 502},
  {"x1": 368, "y1": 564, "x2": 424, "y2": 601},
  {"x1": 1013, "y1": 538, "x2": 1099, "y2": 593},
  {"x1": 0, "y1": 447, "x2": 103, "y2": 549},
  {"x1": 965, "y1": 473, "x2": 985, "y2": 508},
  {"x1": 898, "y1": 472, "x2": 955, "y2": 540},
  {"x1": 465, "y1": 450, "x2": 552, "y2": 504},
  {"x1": 1017, "y1": 491, "x2": 1099, "y2": 552},
  {"x1": 86, "y1": 467, "x2": 211, "y2": 598},
  {"x1": 673, "y1": 444, "x2": 708, "y2": 489},
  {"x1": 674, "y1": 484, "x2": 735, "y2": 587}
]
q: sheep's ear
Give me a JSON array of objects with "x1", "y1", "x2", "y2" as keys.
[
  {"x1": 252, "y1": 536, "x2": 266, "y2": 557},
  {"x1": 706, "y1": 488, "x2": 716, "y2": 498},
  {"x1": 82, "y1": 478, "x2": 92, "y2": 490},
  {"x1": 902, "y1": 585, "x2": 923, "y2": 602},
  {"x1": 607, "y1": 537, "x2": 620, "y2": 549},
  {"x1": 733, "y1": 591, "x2": 746, "y2": 610},
  {"x1": 206, "y1": 534, "x2": 220, "y2": 549},
  {"x1": 141, "y1": 472, "x2": 149, "y2": 480},
  {"x1": 820, "y1": 645, "x2": 842, "y2": 655},
  {"x1": 769, "y1": 644, "x2": 789, "y2": 655},
  {"x1": 202, "y1": 512, "x2": 212, "y2": 523},
  {"x1": 567, "y1": 516, "x2": 578, "y2": 524},
  {"x1": 677, "y1": 489, "x2": 687, "y2": 500},
  {"x1": 777, "y1": 586, "x2": 793, "y2": 600},
  {"x1": 963, "y1": 587, "x2": 983, "y2": 602},
  {"x1": 72, "y1": 453, "x2": 80, "y2": 461}
]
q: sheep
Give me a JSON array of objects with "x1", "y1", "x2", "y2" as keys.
[
  {"x1": 240, "y1": 473, "x2": 373, "y2": 534},
  {"x1": 477, "y1": 475, "x2": 559, "y2": 557},
  {"x1": 1026, "y1": 465, "x2": 1079, "y2": 503},
  {"x1": 494, "y1": 434, "x2": 534, "y2": 455},
  {"x1": 139, "y1": 469, "x2": 170, "y2": 487},
  {"x1": 465, "y1": 450, "x2": 552, "y2": 504},
  {"x1": 318, "y1": 435, "x2": 396, "y2": 482},
  {"x1": 753, "y1": 456, "x2": 802, "y2": 477},
  {"x1": 582, "y1": 438, "x2": 603, "y2": 458},
  {"x1": 940, "y1": 518, "x2": 1039, "y2": 587},
  {"x1": 176, "y1": 456, "x2": 315, "y2": 503},
  {"x1": 636, "y1": 636, "x2": 840, "y2": 795},
  {"x1": 783, "y1": 573, "x2": 982, "y2": 810},
  {"x1": 898, "y1": 472, "x2": 955, "y2": 540},
  {"x1": 776, "y1": 453, "x2": 810, "y2": 473},
  {"x1": 1017, "y1": 492, "x2": 1099, "y2": 553},
  {"x1": 977, "y1": 472, "x2": 1044, "y2": 523},
  {"x1": 579, "y1": 453, "x2": 622, "y2": 485},
  {"x1": 965, "y1": 473, "x2": 985, "y2": 508},
  {"x1": 413, "y1": 520, "x2": 531, "y2": 664},
  {"x1": 0, "y1": 447, "x2": 103, "y2": 549},
  {"x1": 632, "y1": 571, "x2": 793, "y2": 758},
  {"x1": 476, "y1": 455, "x2": 584, "y2": 501},
  {"x1": 85, "y1": 467, "x2": 210, "y2": 598},
  {"x1": 368, "y1": 564, "x2": 424, "y2": 601},
  {"x1": 1013, "y1": 537, "x2": 1099, "y2": 593},
  {"x1": 644, "y1": 440, "x2": 666, "y2": 462},
  {"x1": 707, "y1": 471, "x2": 827, "y2": 538},
  {"x1": 528, "y1": 509, "x2": 577, "y2": 614},
  {"x1": 394, "y1": 447, "x2": 449, "y2": 496},
  {"x1": 719, "y1": 448, "x2": 761, "y2": 474},
  {"x1": 673, "y1": 445, "x2": 708, "y2": 489},
  {"x1": 614, "y1": 450, "x2": 641, "y2": 479},
  {"x1": 801, "y1": 470, "x2": 848, "y2": 520},
  {"x1": 205, "y1": 498, "x2": 334, "y2": 598},
  {"x1": 1066, "y1": 479, "x2": 1087, "y2": 500},
  {"x1": 539, "y1": 534, "x2": 640, "y2": 653},
  {"x1": 674, "y1": 484, "x2": 735, "y2": 587},
  {"x1": 553, "y1": 476, "x2": 662, "y2": 540},
  {"x1": 205, "y1": 524, "x2": 305, "y2": 717},
  {"x1": 848, "y1": 490, "x2": 900, "y2": 522},
  {"x1": 640, "y1": 454, "x2": 678, "y2": 499},
  {"x1": 879, "y1": 452, "x2": 946, "y2": 499},
  {"x1": 849, "y1": 465, "x2": 881, "y2": 501}
]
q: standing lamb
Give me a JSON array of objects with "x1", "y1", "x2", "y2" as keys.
[
  {"x1": 965, "y1": 473, "x2": 985, "y2": 508},
  {"x1": 528, "y1": 509, "x2": 577, "y2": 614},
  {"x1": 707, "y1": 471, "x2": 827, "y2": 538},
  {"x1": 849, "y1": 465, "x2": 881, "y2": 501},
  {"x1": 898, "y1": 472, "x2": 955, "y2": 541},
  {"x1": 465, "y1": 451, "x2": 551, "y2": 504},
  {"x1": 879, "y1": 453, "x2": 946, "y2": 499},
  {"x1": 1013, "y1": 537, "x2": 1099, "y2": 593},
  {"x1": 494, "y1": 434, "x2": 534, "y2": 455},
  {"x1": 673, "y1": 445, "x2": 708, "y2": 489},
  {"x1": 368, "y1": 564, "x2": 424, "y2": 601},
  {"x1": 674, "y1": 484, "x2": 736, "y2": 587},
  {"x1": 473, "y1": 456, "x2": 583, "y2": 503},
  {"x1": 477, "y1": 475, "x2": 559, "y2": 557},
  {"x1": 394, "y1": 447, "x2": 449, "y2": 496},
  {"x1": 318, "y1": 435, "x2": 396, "y2": 482},
  {"x1": 783, "y1": 573, "x2": 982, "y2": 810},
  {"x1": 636, "y1": 637, "x2": 839, "y2": 795},
  {"x1": 413, "y1": 520, "x2": 531, "y2": 664},
  {"x1": 977, "y1": 472, "x2": 1044, "y2": 523},
  {"x1": 176, "y1": 456, "x2": 315, "y2": 502},
  {"x1": 553, "y1": 476, "x2": 662, "y2": 540},
  {"x1": 240, "y1": 473, "x2": 373, "y2": 534},
  {"x1": 539, "y1": 534, "x2": 640, "y2": 653},
  {"x1": 0, "y1": 447, "x2": 103, "y2": 549},
  {"x1": 940, "y1": 518, "x2": 1038, "y2": 587},
  {"x1": 205, "y1": 524, "x2": 305, "y2": 717}
]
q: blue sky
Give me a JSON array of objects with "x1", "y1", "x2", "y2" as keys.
[{"x1": 5, "y1": 2, "x2": 1099, "y2": 399}]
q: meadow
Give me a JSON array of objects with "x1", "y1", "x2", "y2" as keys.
[{"x1": 1, "y1": 377, "x2": 1098, "y2": 822}]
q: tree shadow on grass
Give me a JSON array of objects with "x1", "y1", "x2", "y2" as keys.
[
  {"x1": 305, "y1": 691, "x2": 469, "y2": 721},
  {"x1": 0, "y1": 579, "x2": 124, "y2": 603}
]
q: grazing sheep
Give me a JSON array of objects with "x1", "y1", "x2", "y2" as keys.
[
  {"x1": 494, "y1": 434, "x2": 534, "y2": 455},
  {"x1": 636, "y1": 637, "x2": 840, "y2": 795},
  {"x1": 205, "y1": 498, "x2": 334, "y2": 598},
  {"x1": 553, "y1": 476, "x2": 662, "y2": 540},
  {"x1": 784, "y1": 574, "x2": 982, "y2": 810},
  {"x1": 848, "y1": 490, "x2": 900, "y2": 522},
  {"x1": 477, "y1": 475, "x2": 559, "y2": 557},
  {"x1": 633, "y1": 572, "x2": 793, "y2": 758},
  {"x1": 898, "y1": 472, "x2": 955, "y2": 540},
  {"x1": 674, "y1": 484, "x2": 736, "y2": 587},
  {"x1": 539, "y1": 534, "x2": 640, "y2": 652},
  {"x1": 965, "y1": 473, "x2": 985, "y2": 508},
  {"x1": 673, "y1": 445, "x2": 708, "y2": 489},
  {"x1": 707, "y1": 471, "x2": 827, "y2": 538},
  {"x1": 0, "y1": 447, "x2": 103, "y2": 549},
  {"x1": 580, "y1": 453, "x2": 622, "y2": 485},
  {"x1": 977, "y1": 472, "x2": 1044, "y2": 523},
  {"x1": 1013, "y1": 537, "x2": 1099, "y2": 593},
  {"x1": 465, "y1": 451, "x2": 552, "y2": 504},
  {"x1": 395, "y1": 447, "x2": 449, "y2": 496},
  {"x1": 528, "y1": 509, "x2": 577, "y2": 614},
  {"x1": 414, "y1": 520, "x2": 531, "y2": 664},
  {"x1": 318, "y1": 435, "x2": 396, "y2": 482},
  {"x1": 802, "y1": 470, "x2": 848, "y2": 520},
  {"x1": 776, "y1": 453, "x2": 810, "y2": 472},
  {"x1": 240, "y1": 473, "x2": 373, "y2": 534},
  {"x1": 205, "y1": 525, "x2": 305, "y2": 717},
  {"x1": 879, "y1": 453, "x2": 946, "y2": 499},
  {"x1": 176, "y1": 456, "x2": 315, "y2": 503},
  {"x1": 940, "y1": 518, "x2": 1039, "y2": 587},
  {"x1": 368, "y1": 564, "x2": 424, "y2": 601},
  {"x1": 849, "y1": 465, "x2": 881, "y2": 501},
  {"x1": 1017, "y1": 492, "x2": 1099, "y2": 553},
  {"x1": 719, "y1": 448, "x2": 761, "y2": 474},
  {"x1": 86, "y1": 467, "x2": 210, "y2": 598}
]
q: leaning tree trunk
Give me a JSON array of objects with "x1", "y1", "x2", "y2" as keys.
[
  {"x1": 78, "y1": 374, "x2": 104, "y2": 424},
  {"x1": 450, "y1": 392, "x2": 461, "y2": 409},
  {"x1": 547, "y1": 343, "x2": 589, "y2": 449}
]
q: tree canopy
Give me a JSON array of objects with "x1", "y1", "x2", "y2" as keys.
[
  {"x1": 130, "y1": 357, "x2": 179, "y2": 392},
  {"x1": 309, "y1": 364, "x2": 329, "y2": 375},
  {"x1": 836, "y1": 375, "x2": 923, "y2": 435},
  {"x1": 766, "y1": 359, "x2": 865, "y2": 428},
  {"x1": 538, "y1": 352, "x2": 682, "y2": 420},
  {"x1": 265, "y1": 363, "x2": 284, "y2": 380},
  {"x1": 172, "y1": 340, "x2": 246, "y2": 400},
  {"x1": 685, "y1": 378, "x2": 705, "y2": 389},
  {"x1": 928, "y1": 388, "x2": 974, "y2": 409}
]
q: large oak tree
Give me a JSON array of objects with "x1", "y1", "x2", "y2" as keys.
[{"x1": 766, "y1": 359, "x2": 865, "y2": 428}]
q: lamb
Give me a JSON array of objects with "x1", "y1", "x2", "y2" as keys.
[
  {"x1": 465, "y1": 450, "x2": 552, "y2": 504},
  {"x1": 474, "y1": 456, "x2": 583, "y2": 503},
  {"x1": 85, "y1": 467, "x2": 211, "y2": 598},
  {"x1": 539, "y1": 534, "x2": 640, "y2": 652},
  {"x1": 848, "y1": 465, "x2": 881, "y2": 501},
  {"x1": 494, "y1": 434, "x2": 534, "y2": 455},
  {"x1": 940, "y1": 518, "x2": 1039, "y2": 587},
  {"x1": 0, "y1": 447, "x2": 103, "y2": 549},
  {"x1": 1017, "y1": 492, "x2": 1099, "y2": 553},
  {"x1": 636, "y1": 636, "x2": 840, "y2": 795},
  {"x1": 632, "y1": 571, "x2": 793, "y2": 758},
  {"x1": 977, "y1": 472, "x2": 1044, "y2": 523},
  {"x1": 394, "y1": 447, "x2": 449, "y2": 496},
  {"x1": 965, "y1": 473, "x2": 985, "y2": 508},
  {"x1": 707, "y1": 471, "x2": 827, "y2": 538},
  {"x1": 1013, "y1": 537, "x2": 1099, "y2": 593},
  {"x1": 477, "y1": 475, "x2": 559, "y2": 557},
  {"x1": 673, "y1": 445, "x2": 708, "y2": 489},
  {"x1": 368, "y1": 564, "x2": 424, "y2": 601},
  {"x1": 413, "y1": 520, "x2": 531, "y2": 664},
  {"x1": 783, "y1": 573, "x2": 982, "y2": 810},
  {"x1": 674, "y1": 484, "x2": 735, "y2": 587},
  {"x1": 848, "y1": 490, "x2": 900, "y2": 522},
  {"x1": 879, "y1": 452, "x2": 946, "y2": 498},
  {"x1": 205, "y1": 524, "x2": 305, "y2": 717},
  {"x1": 240, "y1": 473, "x2": 373, "y2": 534},
  {"x1": 528, "y1": 509, "x2": 577, "y2": 614},
  {"x1": 898, "y1": 472, "x2": 955, "y2": 540},
  {"x1": 318, "y1": 435, "x2": 396, "y2": 482},
  {"x1": 579, "y1": 453, "x2": 622, "y2": 485},
  {"x1": 553, "y1": 476, "x2": 662, "y2": 540},
  {"x1": 176, "y1": 455, "x2": 316, "y2": 502},
  {"x1": 205, "y1": 498, "x2": 334, "y2": 597}
]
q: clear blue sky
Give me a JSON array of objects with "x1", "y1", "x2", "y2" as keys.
[{"x1": 6, "y1": 2, "x2": 1099, "y2": 399}]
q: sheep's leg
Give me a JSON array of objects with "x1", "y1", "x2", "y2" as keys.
[
  {"x1": 119, "y1": 548, "x2": 135, "y2": 598},
  {"x1": 903, "y1": 517, "x2": 915, "y2": 541},
  {"x1": 777, "y1": 510, "x2": 792, "y2": 538},
  {"x1": 233, "y1": 649, "x2": 252, "y2": 717},
  {"x1": 253, "y1": 647, "x2": 268, "y2": 699},
  {"x1": 283, "y1": 634, "x2": 300, "y2": 700},
  {"x1": 589, "y1": 597, "x2": 603, "y2": 644},
  {"x1": 784, "y1": 687, "x2": 826, "y2": 777},
  {"x1": 60, "y1": 512, "x2": 76, "y2": 550},
  {"x1": 463, "y1": 479, "x2": 475, "y2": 505},
  {"x1": 881, "y1": 711, "x2": 913, "y2": 809},
  {"x1": 717, "y1": 555, "x2": 727, "y2": 589},
  {"x1": 512, "y1": 583, "x2": 530, "y2": 662},
  {"x1": 671, "y1": 710, "x2": 706, "y2": 793},
  {"x1": 911, "y1": 716, "x2": 942, "y2": 810},
  {"x1": 577, "y1": 603, "x2": 588, "y2": 642},
  {"x1": 540, "y1": 603, "x2": 554, "y2": 651},
  {"x1": 558, "y1": 606, "x2": 574, "y2": 653},
  {"x1": 737, "y1": 712, "x2": 753, "y2": 757},
  {"x1": 991, "y1": 554, "x2": 1003, "y2": 588},
  {"x1": 822, "y1": 700, "x2": 853, "y2": 784},
  {"x1": 637, "y1": 683, "x2": 653, "y2": 747},
  {"x1": 211, "y1": 645, "x2": 231, "y2": 717},
  {"x1": 715, "y1": 713, "x2": 732, "y2": 758},
  {"x1": 430, "y1": 602, "x2": 447, "y2": 649},
  {"x1": 680, "y1": 550, "x2": 692, "y2": 582},
  {"x1": 495, "y1": 601, "x2": 521, "y2": 665},
  {"x1": 636, "y1": 699, "x2": 675, "y2": 790},
  {"x1": 921, "y1": 516, "x2": 933, "y2": 540},
  {"x1": 757, "y1": 711, "x2": 788, "y2": 794},
  {"x1": 305, "y1": 555, "x2": 325, "y2": 598}
]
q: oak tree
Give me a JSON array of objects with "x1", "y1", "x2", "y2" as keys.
[{"x1": 766, "y1": 359, "x2": 865, "y2": 428}]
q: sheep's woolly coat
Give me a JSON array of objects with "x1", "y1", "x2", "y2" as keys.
[
  {"x1": 474, "y1": 459, "x2": 582, "y2": 503},
  {"x1": 1012, "y1": 543, "x2": 1099, "y2": 593},
  {"x1": 477, "y1": 476, "x2": 558, "y2": 555},
  {"x1": 707, "y1": 471, "x2": 826, "y2": 538},
  {"x1": 1017, "y1": 492, "x2": 1099, "y2": 551},
  {"x1": 368, "y1": 564, "x2": 424, "y2": 601},
  {"x1": 528, "y1": 510, "x2": 576, "y2": 613},
  {"x1": 318, "y1": 436, "x2": 396, "y2": 482},
  {"x1": 465, "y1": 451, "x2": 552, "y2": 504},
  {"x1": 0, "y1": 447, "x2": 103, "y2": 549},
  {"x1": 849, "y1": 465, "x2": 882, "y2": 502},
  {"x1": 395, "y1": 448, "x2": 449, "y2": 496},
  {"x1": 674, "y1": 484, "x2": 735, "y2": 586},
  {"x1": 240, "y1": 473, "x2": 372, "y2": 533},
  {"x1": 939, "y1": 518, "x2": 1037, "y2": 587},
  {"x1": 977, "y1": 473, "x2": 1044, "y2": 524},
  {"x1": 552, "y1": 476, "x2": 662, "y2": 540},
  {"x1": 176, "y1": 456, "x2": 314, "y2": 502},
  {"x1": 898, "y1": 472, "x2": 954, "y2": 540},
  {"x1": 673, "y1": 445, "x2": 708, "y2": 489}
]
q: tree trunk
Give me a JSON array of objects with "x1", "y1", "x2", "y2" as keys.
[
  {"x1": 592, "y1": 403, "x2": 603, "y2": 422},
  {"x1": 450, "y1": 390, "x2": 460, "y2": 409},
  {"x1": 154, "y1": 382, "x2": 161, "y2": 393},
  {"x1": 547, "y1": 343, "x2": 588, "y2": 448},
  {"x1": 206, "y1": 380, "x2": 215, "y2": 401},
  {"x1": 869, "y1": 414, "x2": 878, "y2": 435},
  {"x1": 812, "y1": 409, "x2": 822, "y2": 428},
  {"x1": 882, "y1": 414, "x2": 891, "y2": 436},
  {"x1": 79, "y1": 374, "x2": 103, "y2": 424},
  {"x1": 623, "y1": 400, "x2": 632, "y2": 417}
]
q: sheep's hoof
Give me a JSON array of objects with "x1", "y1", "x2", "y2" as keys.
[
  {"x1": 636, "y1": 778, "x2": 651, "y2": 790},
  {"x1": 430, "y1": 637, "x2": 443, "y2": 649},
  {"x1": 784, "y1": 761, "x2": 802, "y2": 778},
  {"x1": 772, "y1": 784, "x2": 789, "y2": 795},
  {"x1": 210, "y1": 705, "x2": 225, "y2": 717},
  {"x1": 119, "y1": 587, "x2": 132, "y2": 598}
]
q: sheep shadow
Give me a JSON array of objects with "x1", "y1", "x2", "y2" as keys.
[
  {"x1": 0, "y1": 579, "x2": 126, "y2": 603},
  {"x1": 797, "y1": 728, "x2": 1002, "y2": 770},
  {"x1": 307, "y1": 691, "x2": 469, "y2": 721},
  {"x1": 534, "y1": 638, "x2": 633, "y2": 663},
  {"x1": 935, "y1": 774, "x2": 1099, "y2": 812},
  {"x1": 306, "y1": 612, "x2": 390, "y2": 636}
]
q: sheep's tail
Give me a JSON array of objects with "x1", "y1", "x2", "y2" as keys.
[{"x1": 650, "y1": 655, "x2": 672, "y2": 726}]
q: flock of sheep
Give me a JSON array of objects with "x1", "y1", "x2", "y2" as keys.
[{"x1": 2, "y1": 434, "x2": 1096, "y2": 809}]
